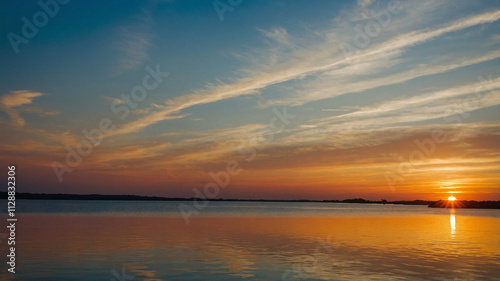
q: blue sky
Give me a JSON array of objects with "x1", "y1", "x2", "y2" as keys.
[{"x1": 1, "y1": 0, "x2": 499, "y2": 200}]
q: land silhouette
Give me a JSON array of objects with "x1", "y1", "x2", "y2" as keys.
[
  {"x1": 2, "y1": 192, "x2": 499, "y2": 209},
  {"x1": 428, "y1": 200, "x2": 500, "y2": 209},
  {"x1": 1, "y1": 192, "x2": 432, "y2": 204}
]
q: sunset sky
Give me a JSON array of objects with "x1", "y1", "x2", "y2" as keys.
[{"x1": 1, "y1": 0, "x2": 499, "y2": 200}]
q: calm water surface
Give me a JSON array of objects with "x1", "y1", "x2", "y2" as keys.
[{"x1": 0, "y1": 200, "x2": 499, "y2": 280}]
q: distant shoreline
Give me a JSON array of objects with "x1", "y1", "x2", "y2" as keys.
[
  {"x1": 428, "y1": 200, "x2": 500, "y2": 209},
  {"x1": 1, "y1": 192, "x2": 431, "y2": 205},
  {"x1": 2, "y1": 192, "x2": 499, "y2": 209}
]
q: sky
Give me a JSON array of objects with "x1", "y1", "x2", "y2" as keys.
[{"x1": 0, "y1": 0, "x2": 499, "y2": 201}]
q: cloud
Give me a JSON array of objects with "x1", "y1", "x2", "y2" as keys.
[
  {"x1": 111, "y1": 7, "x2": 500, "y2": 135},
  {"x1": 91, "y1": 121, "x2": 500, "y2": 185},
  {"x1": 102, "y1": 96, "x2": 125, "y2": 105},
  {"x1": 86, "y1": 123, "x2": 269, "y2": 172},
  {"x1": 112, "y1": 9, "x2": 154, "y2": 76},
  {"x1": 312, "y1": 77, "x2": 500, "y2": 130},
  {"x1": 357, "y1": 0, "x2": 372, "y2": 8},
  {"x1": 321, "y1": 108, "x2": 355, "y2": 112},
  {"x1": 0, "y1": 90, "x2": 44, "y2": 126},
  {"x1": 273, "y1": 77, "x2": 500, "y2": 152},
  {"x1": 259, "y1": 27, "x2": 292, "y2": 47},
  {"x1": 21, "y1": 107, "x2": 59, "y2": 116}
]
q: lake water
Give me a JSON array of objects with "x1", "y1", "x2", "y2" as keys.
[{"x1": 0, "y1": 200, "x2": 499, "y2": 280}]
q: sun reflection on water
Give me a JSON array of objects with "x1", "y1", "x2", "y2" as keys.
[
  {"x1": 450, "y1": 209, "x2": 456, "y2": 237},
  {"x1": 450, "y1": 214, "x2": 456, "y2": 236}
]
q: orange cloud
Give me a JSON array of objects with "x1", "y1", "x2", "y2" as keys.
[{"x1": 0, "y1": 90, "x2": 44, "y2": 126}]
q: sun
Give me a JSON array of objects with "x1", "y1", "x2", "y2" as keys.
[{"x1": 448, "y1": 196, "x2": 457, "y2": 201}]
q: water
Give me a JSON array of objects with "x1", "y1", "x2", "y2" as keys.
[{"x1": 1, "y1": 200, "x2": 499, "y2": 280}]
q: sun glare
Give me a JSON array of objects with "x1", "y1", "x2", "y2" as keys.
[{"x1": 448, "y1": 196, "x2": 457, "y2": 201}]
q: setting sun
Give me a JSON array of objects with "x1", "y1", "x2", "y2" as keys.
[{"x1": 448, "y1": 196, "x2": 457, "y2": 201}]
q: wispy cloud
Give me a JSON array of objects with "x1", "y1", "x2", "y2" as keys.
[
  {"x1": 21, "y1": 106, "x2": 59, "y2": 116},
  {"x1": 113, "y1": 9, "x2": 154, "y2": 76},
  {"x1": 321, "y1": 108, "x2": 356, "y2": 112},
  {"x1": 102, "y1": 96, "x2": 125, "y2": 105},
  {"x1": 258, "y1": 27, "x2": 292, "y2": 48},
  {"x1": 313, "y1": 77, "x2": 500, "y2": 130},
  {"x1": 357, "y1": 0, "x2": 372, "y2": 8},
  {"x1": 49, "y1": 74, "x2": 500, "y2": 174},
  {"x1": 0, "y1": 90, "x2": 44, "y2": 126},
  {"x1": 273, "y1": 78, "x2": 500, "y2": 151},
  {"x1": 111, "y1": 7, "x2": 500, "y2": 135}
]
